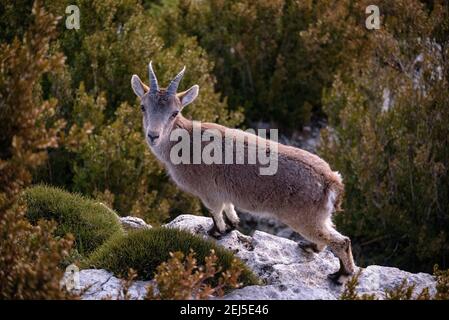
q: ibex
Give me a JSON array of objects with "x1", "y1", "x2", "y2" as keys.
[{"x1": 131, "y1": 62, "x2": 356, "y2": 284}]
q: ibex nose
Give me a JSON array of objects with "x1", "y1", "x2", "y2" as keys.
[{"x1": 147, "y1": 132, "x2": 160, "y2": 142}]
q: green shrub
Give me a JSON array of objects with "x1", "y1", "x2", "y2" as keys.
[
  {"x1": 146, "y1": 250, "x2": 245, "y2": 299},
  {"x1": 24, "y1": 185, "x2": 124, "y2": 256},
  {"x1": 156, "y1": 0, "x2": 315, "y2": 130},
  {"x1": 22, "y1": 0, "x2": 243, "y2": 226},
  {"x1": 154, "y1": 0, "x2": 366, "y2": 130},
  {"x1": 0, "y1": 1, "x2": 76, "y2": 299},
  {"x1": 319, "y1": 1, "x2": 449, "y2": 272},
  {"x1": 83, "y1": 227, "x2": 259, "y2": 286}
]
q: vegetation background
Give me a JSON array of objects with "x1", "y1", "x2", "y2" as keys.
[{"x1": 1, "y1": 0, "x2": 448, "y2": 298}]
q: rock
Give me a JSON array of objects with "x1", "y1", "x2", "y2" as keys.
[
  {"x1": 354, "y1": 265, "x2": 435, "y2": 298},
  {"x1": 238, "y1": 211, "x2": 305, "y2": 242},
  {"x1": 96, "y1": 203, "x2": 152, "y2": 231},
  {"x1": 119, "y1": 216, "x2": 152, "y2": 231},
  {"x1": 72, "y1": 269, "x2": 151, "y2": 300},
  {"x1": 165, "y1": 214, "x2": 436, "y2": 300},
  {"x1": 73, "y1": 214, "x2": 436, "y2": 300},
  {"x1": 164, "y1": 214, "x2": 213, "y2": 236}
]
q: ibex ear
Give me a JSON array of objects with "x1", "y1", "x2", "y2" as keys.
[
  {"x1": 131, "y1": 75, "x2": 148, "y2": 98},
  {"x1": 177, "y1": 85, "x2": 199, "y2": 108}
]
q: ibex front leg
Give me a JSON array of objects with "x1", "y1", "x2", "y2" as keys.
[
  {"x1": 202, "y1": 200, "x2": 226, "y2": 238},
  {"x1": 223, "y1": 203, "x2": 240, "y2": 231}
]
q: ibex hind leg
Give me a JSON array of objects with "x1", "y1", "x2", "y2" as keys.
[
  {"x1": 327, "y1": 234, "x2": 356, "y2": 285},
  {"x1": 314, "y1": 223, "x2": 355, "y2": 285},
  {"x1": 299, "y1": 241, "x2": 326, "y2": 254},
  {"x1": 295, "y1": 218, "x2": 355, "y2": 285}
]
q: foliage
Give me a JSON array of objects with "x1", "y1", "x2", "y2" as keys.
[
  {"x1": 83, "y1": 227, "x2": 259, "y2": 286},
  {"x1": 384, "y1": 280, "x2": 431, "y2": 300},
  {"x1": 20, "y1": 0, "x2": 244, "y2": 225},
  {"x1": 318, "y1": 0, "x2": 449, "y2": 272},
  {"x1": 0, "y1": 209, "x2": 75, "y2": 299},
  {"x1": 118, "y1": 268, "x2": 139, "y2": 300},
  {"x1": 0, "y1": 0, "x2": 35, "y2": 42},
  {"x1": 433, "y1": 265, "x2": 449, "y2": 300},
  {"x1": 152, "y1": 0, "x2": 375, "y2": 131},
  {"x1": 71, "y1": 102, "x2": 203, "y2": 224},
  {"x1": 40, "y1": 0, "x2": 243, "y2": 125},
  {"x1": 0, "y1": 1, "x2": 74, "y2": 299},
  {"x1": 155, "y1": 0, "x2": 318, "y2": 130},
  {"x1": 2, "y1": 0, "x2": 449, "y2": 290},
  {"x1": 0, "y1": 4, "x2": 66, "y2": 199},
  {"x1": 146, "y1": 249, "x2": 244, "y2": 299},
  {"x1": 340, "y1": 270, "x2": 376, "y2": 300},
  {"x1": 24, "y1": 185, "x2": 124, "y2": 257}
]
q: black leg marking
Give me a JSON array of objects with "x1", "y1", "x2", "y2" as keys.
[
  {"x1": 299, "y1": 242, "x2": 321, "y2": 254},
  {"x1": 328, "y1": 259, "x2": 352, "y2": 285},
  {"x1": 208, "y1": 224, "x2": 223, "y2": 239},
  {"x1": 208, "y1": 215, "x2": 226, "y2": 238}
]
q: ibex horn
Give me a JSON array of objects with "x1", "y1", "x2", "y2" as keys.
[
  {"x1": 148, "y1": 61, "x2": 159, "y2": 93},
  {"x1": 167, "y1": 66, "x2": 186, "y2": 96}
]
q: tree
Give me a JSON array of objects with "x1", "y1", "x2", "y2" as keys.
[
  {"x1": 154, "y1": 0, "x2": 367, "y2": 131},
  {"x1": 20, "y1": 0, "x2": 243, "y2": 224},
  {"x1": 319, "y1": 0, "x2": 449, "y2": 272},
  {"x1": 0, "y1": 1, "x2": 73, "y2": 299}
]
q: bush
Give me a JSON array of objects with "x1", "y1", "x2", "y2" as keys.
[
  {"x1": 0, "y1": 208, "x2": 75, "y2": 299},
  {"x1": 24, "y1": 185, "x2": 124, "y2": 256},
  {"x1": 71, "y1": 102, "x2": 203, "y2": 225},
  {"x1": 154, "y1": 0, "x2": 364, "y2": 130},
  {"x1": 146, "y1": 250, "x2": 245, "y2": 299},
  {"x1": 0, "y1": 0, "x2": 75, "y2": 299},
  {"x1": 319, "y1": 1, "x2": 449, "y2": 272},
  {"x1": 83, "y1": 227, "x2": 259, "y2": 286},
  {"x1": 20, "y1": 0, "x2": 244, "y2": 226}
]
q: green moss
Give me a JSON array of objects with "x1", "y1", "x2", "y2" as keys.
[
  {"x1": 83, "y1": 227, "x2": 259, "y2": 286},
  {"x1": 24, "y1": 185, "x2": 124, "y2": 256}
]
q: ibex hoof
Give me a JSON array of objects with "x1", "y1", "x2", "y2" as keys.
[
  {"x1": 208, "y1": 225, "x2": 226, "y2": 239},
  {"x1": 223, "y1": 215, "x2": 239, "y2": 232},
  {"x1": 299, "y1": 242, "x2": 321, "y2": 254},
  {"x1": 328, "y1": 271, "x2": 351, "y2": 285}
]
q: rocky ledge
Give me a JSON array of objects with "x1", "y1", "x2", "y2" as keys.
[{"x1": 72, "y1": 214, "x2": 436, "y2": 300}]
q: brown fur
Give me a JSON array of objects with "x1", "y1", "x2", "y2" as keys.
[
  {"x1": 152, "y1": 115, "x2": 355, "y2": 283},
  {"x1": 131, "y1": 68, "x2": 356, "y2": 284}
]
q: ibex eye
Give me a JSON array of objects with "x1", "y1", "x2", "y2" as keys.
[
  {"x1": 140, "y1": 105, "x2": 145, "y2": 112},
  {"x1": 171, "y1": 111, "x2": 179, "y2": 118}
]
